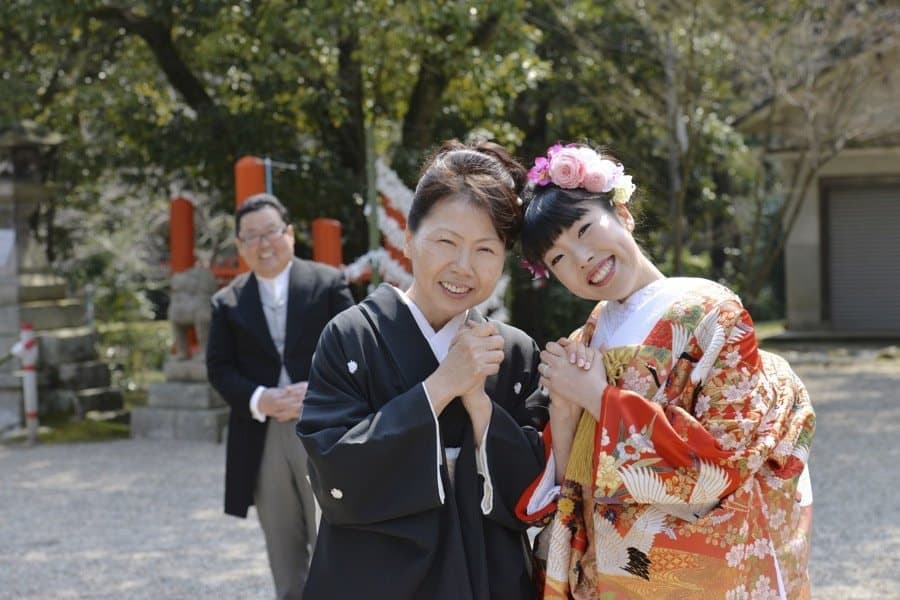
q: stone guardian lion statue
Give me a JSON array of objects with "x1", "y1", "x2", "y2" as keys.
[{"x1": 168, "y1": 266, "x2": 217, "y2": 360}]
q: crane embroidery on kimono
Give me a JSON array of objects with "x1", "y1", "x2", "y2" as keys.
[{"x1": 618, "y1": 459, "x2": 731, "y2": 523}]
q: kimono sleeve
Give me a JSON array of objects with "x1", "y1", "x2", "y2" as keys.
[
  {"x1": 480, "y1": 336, "x2": 550, "y2": 530},
  {"x1": 513, "y1": 423, "x2": 557, "y2": 528},
  {"x1": 589, "y1": 299, "x2": 815, "y2": 521},
  {"x1": 297, "y1": 319, "x2": 445, "y2": 527}
]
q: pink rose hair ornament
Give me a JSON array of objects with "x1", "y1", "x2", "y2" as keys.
[
  {"x1": 520, "y1": 259, "x2": 549, "y2": 281},
  {"x1": 527, "y1": 144, "x2": 635, "y2": 206}
]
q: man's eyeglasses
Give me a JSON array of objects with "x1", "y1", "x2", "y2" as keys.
[{"x1": 238, "y1": 225, "x2": 289, "y2": 246}]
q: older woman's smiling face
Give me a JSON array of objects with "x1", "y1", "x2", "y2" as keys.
[{"x1": 404, "y1": 197, "x2": 506, "y2": 330}]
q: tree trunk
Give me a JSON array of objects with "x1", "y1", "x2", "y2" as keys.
[
  {"x1": 663, "y1": 33, "x2": 684, "y2": 274},
  {"x1": 392, "y1": 11, "x2": 503, "y2": 183}
]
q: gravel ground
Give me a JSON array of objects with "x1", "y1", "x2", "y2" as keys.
[
  {"x1": 0, "y1": 352, "x2": 898, "y2": 599},
  {"x1": 0, "y1": 441, "x2": 272, "y2": 599},
  {"x1": 801, "y1": 359, "x2": 900, "y2": 599}
]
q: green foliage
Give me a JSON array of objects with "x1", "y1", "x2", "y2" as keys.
[
  {"x1": 97, "y1": 320, "x2": 171, "y2": 397},
  {"x1": 0, "y1": 415, "x2": 131, "y2": 445},
  {"x1": 754, "y1": 320, "x2": 787, "y2": 343},
  {"x1": 20, "y1": 415, "x2": 131, "y2": 445},
  {"x1": 657, "y1": 250, "x2": 713, "y2": 279},
  {"x1": 2, "y1": 0, "x2": 893, "y2": 326}
]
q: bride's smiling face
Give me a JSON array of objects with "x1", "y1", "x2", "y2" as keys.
[{"x1": 543, "y1": 203, "x2": 651, "y2": 302}]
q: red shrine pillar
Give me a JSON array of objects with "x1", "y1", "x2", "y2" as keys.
[
  {"x1": 312, "y1": 218, "x2": 342, "y2": 267},
  {"x1": 169, "y1": 195, "x2": 199, "y2": 351},
  {"x1": 234, "y1": 155, "x2": 341, "y2": 268},
  {"x1": 169, "y1": 196, "x2": 195, "y2": 273},
  {"x1": 234, "y1": 156, "x2": 267, "y2": 273},
  {"x1": 235, "y1": 155, "x2": 266, "y2": 207}
]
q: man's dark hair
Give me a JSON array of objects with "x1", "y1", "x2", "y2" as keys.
[{"x1": 235, "y1": 193, "x2": 290, "y2": 234}]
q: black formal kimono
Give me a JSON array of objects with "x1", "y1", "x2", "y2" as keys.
[{"x1": 297, "y1": 284, "x2": 549, "y2": 599}]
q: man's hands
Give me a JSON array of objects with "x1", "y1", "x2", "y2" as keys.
[{"x1": 258, "y1": 382, "x2": 308, "y2": 422}]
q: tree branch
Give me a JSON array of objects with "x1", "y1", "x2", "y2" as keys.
[
  {"x1": 334, "y1": 32, "x2": 366, "y2": 174},
  {"x1": 89, "y1": 6, "x2": 215, "y2": 111}
]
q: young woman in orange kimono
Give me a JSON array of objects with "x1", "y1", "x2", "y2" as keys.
[{"x1": 516, "y1": 143, "x2": 815, "y2": 599}]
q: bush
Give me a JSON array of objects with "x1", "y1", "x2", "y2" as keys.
[{"x1": 96, "y1": 320, "x2": 171, "y2": 404}]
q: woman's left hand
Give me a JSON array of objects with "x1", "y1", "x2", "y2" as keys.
[{"x1": 540, "y1": 339, "x2": 607, "y2": 421}]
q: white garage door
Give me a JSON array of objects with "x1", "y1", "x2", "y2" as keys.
[{"x1": 827, "y1": 185, "x2": 900, "y2": 332}]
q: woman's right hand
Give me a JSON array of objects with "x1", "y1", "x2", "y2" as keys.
[{"x1": 424, "y1": 321, "x2": 505, "y2": 414}]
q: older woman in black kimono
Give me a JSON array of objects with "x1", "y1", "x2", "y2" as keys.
[{"x1": 297, "y1": 140, "x2": 549, "y2": 599}]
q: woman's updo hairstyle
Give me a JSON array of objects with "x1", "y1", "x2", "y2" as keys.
[{"x1": 408, "y1": 139, "x2": 527, "y2": 249}]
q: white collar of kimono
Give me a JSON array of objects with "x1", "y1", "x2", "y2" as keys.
[
  {"x1": 590, "y1": 277, "x2": 702, "y2": 350},
  {"x1": 391, "y1": 285, "x2": 468, "y2": 363},
  {"x1": 256, "y1": 260, "x2": 292, "y2": 307}
]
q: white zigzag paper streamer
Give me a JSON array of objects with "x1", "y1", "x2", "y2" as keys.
[
  {"x1": 375, "y1": 159, "x2": 413, "y2": 214},
  {"x1": 376, "y1": 206, "x2": 406, "y2": 250}
]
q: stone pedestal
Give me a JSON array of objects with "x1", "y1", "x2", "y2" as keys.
[
  {"x1": 3, "y1": 319, "x2": 125, "y2": 420},
  {"x1": 131, "y1": 358, "x2": 229, "y2": 443},
  {"x1": 0, "y1": 268, "x2": 125, "y2": 423}
]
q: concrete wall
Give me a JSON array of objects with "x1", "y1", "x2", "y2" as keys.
[
  {"x1": 752, "y1": 44, "x2": 900, "y2": 331},
  {"x1": 783, "y1": 147, "x2": 900, "y2": 329}
]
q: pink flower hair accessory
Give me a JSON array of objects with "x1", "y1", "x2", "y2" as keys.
[
  {"x1": 527, "y1": 144, "x2": 635, "y2": 204},
  {"x1": 520, "y1": 259, "x2": 549, "y2": 280}
]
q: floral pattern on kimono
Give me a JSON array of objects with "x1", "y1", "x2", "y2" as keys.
[{"x1": 519, "y1": 278, "x2": 815, "y2": 599}]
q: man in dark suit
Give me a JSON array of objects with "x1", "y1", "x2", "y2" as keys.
[{"x1": 206, "y1": 193, "x2": 355, "y2": 599}]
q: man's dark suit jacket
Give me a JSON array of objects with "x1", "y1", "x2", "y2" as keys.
[{"x1": 206, "y1": 257, "x2": 355, "y2": 518}]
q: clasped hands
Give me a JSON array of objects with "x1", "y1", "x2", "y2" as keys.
[
  {"x1": 539, "y1": 338, "x2": 607, "y2": 421},
  {"x1": 258, "y1": 382, "x2": 308, "y2": 422},
  {"x1": 424, "y1": 321, "x2": 502, "y2": 440}
]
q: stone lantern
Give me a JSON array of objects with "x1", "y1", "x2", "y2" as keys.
[
  {"x1": 0, "y1": 120, "x2": 62, "y2": 179},
  {"x1": 0, "y1": 120, "x2": 62, "y2": 278},
  {"x1": 0, "y1": 121, "x2": 121, "y2": 433}
]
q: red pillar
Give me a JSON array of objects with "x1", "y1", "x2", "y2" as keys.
[
  {"x1": 169, "y1": 195, "x2": 198, "y2": 352},
  {"x1": 234, "y1": 156, "x2": 266, "y2": 273},
  {"x1": 169, "y1": 196, "x2": 195, "y2": 273},
  {"x1": 235, "y1": 156, "x2": 266, "y2": 207},
  {"x1": 312, "y1": 218, "x2": 342, "y2": 267}
]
